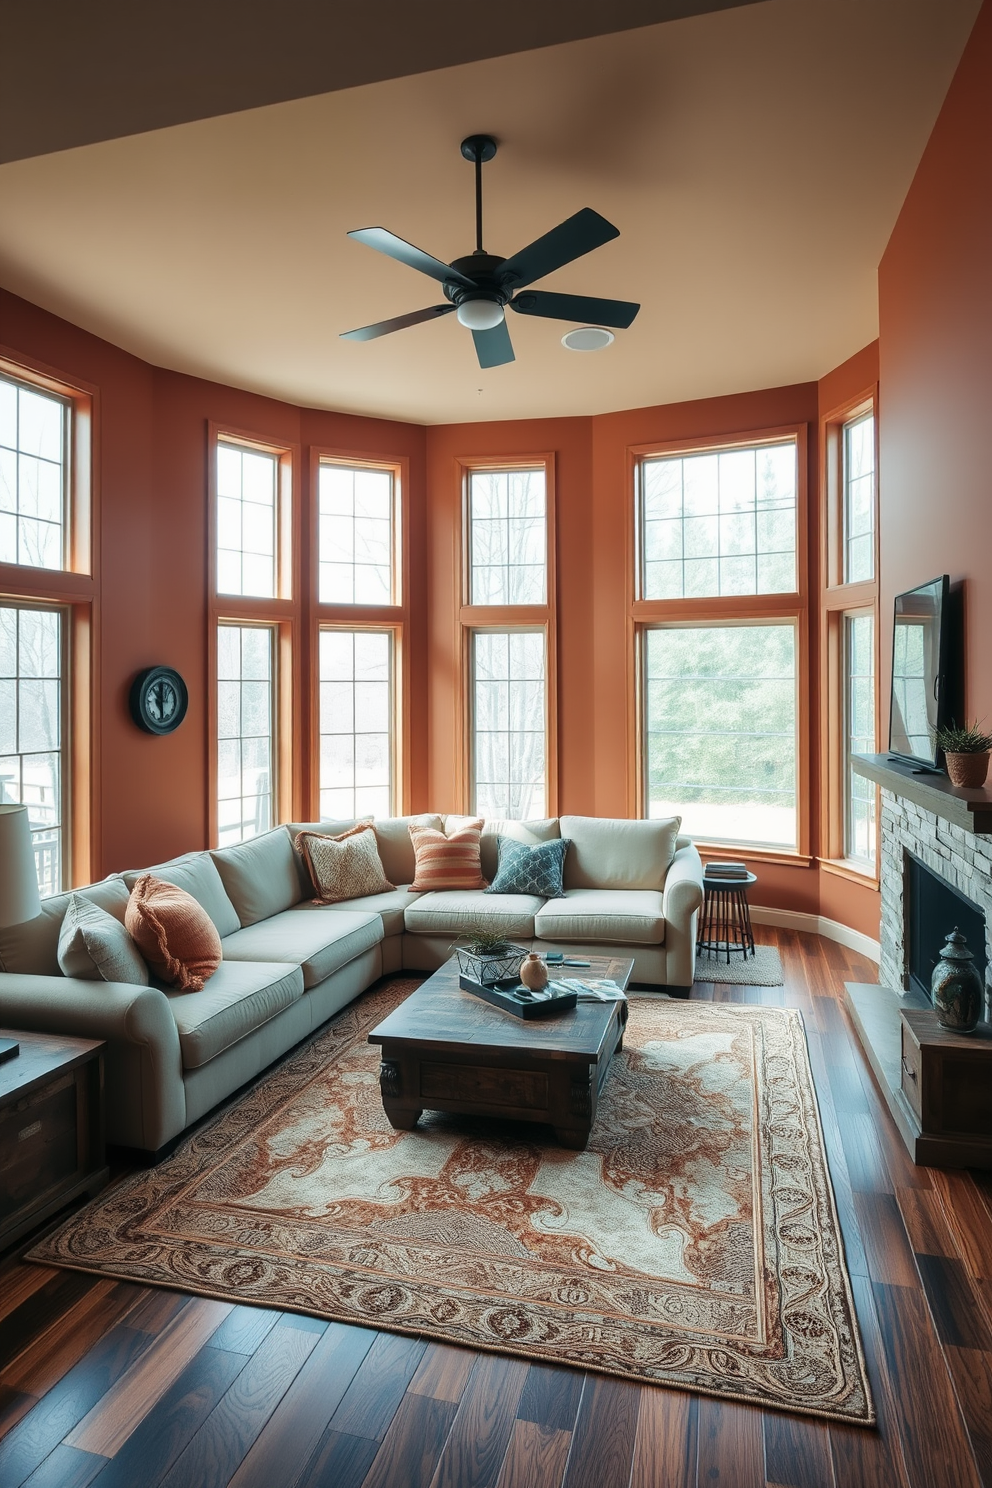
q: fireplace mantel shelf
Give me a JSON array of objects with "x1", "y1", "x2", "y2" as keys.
[{"x1": 852, "y1": 753, "x2": 992, "y2": 834}]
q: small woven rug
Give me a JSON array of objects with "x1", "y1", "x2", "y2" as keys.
[
  {"x1": 30, "y1": 979, "x2": 872, "y2": 1423},
  {"x1": 695, "y1": 944, "x2": 785, "y2": 986}
]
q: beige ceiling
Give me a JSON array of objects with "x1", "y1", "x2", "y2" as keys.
[{"x1": 0, "y1": 0, "x2": 979, "y2": 426}]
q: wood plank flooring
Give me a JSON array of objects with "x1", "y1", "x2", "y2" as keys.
[{"x1": 3, "y1": 928, "x2": 991, "y2": 1488}]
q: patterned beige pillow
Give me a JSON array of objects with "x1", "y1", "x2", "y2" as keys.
[{"x1": 295, "y1": 825, "x2": 394, "y2": 903}]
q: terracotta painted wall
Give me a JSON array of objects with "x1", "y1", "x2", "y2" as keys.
[{"x1": 878, "y1": 0, "x2": 992, "y2": 737}]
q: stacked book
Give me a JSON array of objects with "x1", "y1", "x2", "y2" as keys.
[{"x1": 704, "y1": 860, "x2": 749, "y2": 880}]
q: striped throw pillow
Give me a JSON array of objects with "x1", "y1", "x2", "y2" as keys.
[{"x1": 409, "y1": 819, "x2": 488, "y2": 891}]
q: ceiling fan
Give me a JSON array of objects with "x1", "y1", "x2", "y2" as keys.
[{"x1": 341, "y1": 135, "x2": 640, "y2": 369}]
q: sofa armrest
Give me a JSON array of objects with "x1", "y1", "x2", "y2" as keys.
[
  {"x1": 0, "y1": 975, "x2": 185, "y2": 1152},
  {"x1": 663, "y1": 842, "x2": 704, "y2": 922}
]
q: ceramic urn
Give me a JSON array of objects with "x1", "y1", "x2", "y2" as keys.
[
  {"x1": 931, "y1": 926, "x2": 984, "y2": 1033},
  {"x1": 519, "y1": 953, "x2": 549, "y2": 991}
]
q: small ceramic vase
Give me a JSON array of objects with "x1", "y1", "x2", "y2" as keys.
[
  {"x1": 931, "y1": 926, "x2": 984, "y2": 1033},
  {"x1": 519, "y1": 953, "x2": 549, "y2": 992}
]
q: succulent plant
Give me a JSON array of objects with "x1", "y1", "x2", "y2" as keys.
[
  {"x1": 455, "y1": 916, "x2": 513, "y2": 955},
  {"x1": 932, "y1": 720, "x2": 992, "y2": 755}
]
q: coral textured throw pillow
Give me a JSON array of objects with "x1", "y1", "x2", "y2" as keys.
[
  {"x1": 295, "y1": 824, "x2": 394, "y2": 904},
  {"x1": 125, "y1": 874, "x2": 222, "y2": 991},
  {"x1": 409, "y1": 819, "x2": 488, "y2": 891}
]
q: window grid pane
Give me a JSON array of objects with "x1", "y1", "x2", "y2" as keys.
[
  {"x1": 0, "y1": 604, "x2": 63, "y2": 896},
  {"x1": 319, "y1": 629, "x2": 393, "y2": 819},
  {"x1": 845, "y1": 613, "x2": 876, "y2": 863},
  {"x1": 472, "y1": 630, "x2": 547, "y2": 819},
  {"x1": 216, "y1": 443, "x2": 277, "y2": 598},
  {"x1": 644, "y1": 624, "x2": 797, "y2": 848},
  {"x1": 469, "y1": 469, "x2": 547, "y2": 606},
  {"x1": 217, "y1": 624, "x2": 275, "y2": 846},
  {"x1": 0, "y1": 376, "x2": 67, "y2": 571},
  {"x1": 640, "y1": 442, "x2": 796, "y2": 600},
  {"x1": 319, "y1": 464, "x2": 394, "y2": 605},
  {"x1": 843, "y1": 413, "x2": 875, "y2": 584}
]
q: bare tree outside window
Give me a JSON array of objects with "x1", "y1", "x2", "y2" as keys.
[
  {"x1": 469, "y1": 469, "x2": 546, "y2": 605},
  {"x1": 217, "y1": 624, "x2": 274, "y2": 845},
  {"x1": 0, "y1": 376, "x2": 67, "y2": 571},
  {"x1": 472, "y1": 630, "x2": 546, "y2": 818},
  {"x1": 0, "y1": 605, "x2": 63, "y2": 894},
  {"x1": 319, "y1": 465, "x2": 393, "y2": 605},
  {"x1": 319, "y1": 629, "x2": 392, "y2": 817}
]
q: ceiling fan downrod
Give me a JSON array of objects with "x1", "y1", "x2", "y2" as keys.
[{"x1": 460, "y1": 134, "x2": 497, "y2": 255}]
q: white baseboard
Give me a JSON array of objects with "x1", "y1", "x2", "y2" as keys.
[{"x1": 750, "y1": 906, "x2": 881, "y2": 964}]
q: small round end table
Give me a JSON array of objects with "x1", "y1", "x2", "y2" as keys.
[{"x1": 696, "y1": 872, "x2": 757, "y2": 962}]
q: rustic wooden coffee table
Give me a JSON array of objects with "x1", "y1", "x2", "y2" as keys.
[{"x1": 368, "y1": 955, "x2": 634, "y2": 1149}]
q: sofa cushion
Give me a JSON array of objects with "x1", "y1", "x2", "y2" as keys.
[
  {"x1": 535, "y1": 889, "x2": 666, "y2": 945},
  {"x1": 220, "y1": 908, "x2": 383, "y2": 989},
  {"x1": 126, "y1": 875, "x2": 223, "y2": 992},
  {"x1": 487, "y1": 836, "x2": 570, "y2": 898},
  {"x1": 58, "y1": 894, "x2": 149, "y2": 985},
  {"x1": 445, "y1": 815, "x2": 561, "y2": 882},
  {"x1": 211, "y1": 828, "x2": 305, "y2": 926},
  {"x1": 123, "y1": 853, "x2": 241, "y2": 938},
  {"x1": 559, "y1": 815, "x2": 681, "y2": 891},
  {"x1": 292, "y1": 887, "x2": 422, "y2": 937},
  {"x1": 295, "y1": 824, "x2": 393, "y2": 903},
  {"x1": 0, "y1": 876, "x2": 130, "y2": 977},
  {"x1": 404, "y1": 891, "x2": 542, "y2": 939},
  {"x1": 167, "y1": 959, "x2": 304, "y2": 1069},
  {"x1": 374, "y1": 815, "x2": 443, "y2": 886}
]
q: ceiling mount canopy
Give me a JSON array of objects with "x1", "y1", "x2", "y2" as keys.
[{"x1": 341, "y1": 134, "x2": 640, "y2": 369}]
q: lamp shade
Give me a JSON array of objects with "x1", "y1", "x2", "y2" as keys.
[{"x1": 0, "y1": 805, "x2": 42, "y2": 928}]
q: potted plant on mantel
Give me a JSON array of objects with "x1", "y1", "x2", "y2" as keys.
[
  {"x1": 453, "y1": 918, "x2": 527, "y2": 986},
  {"x1": 933, "y1": 720, "x2": 992, "y2": 789}
]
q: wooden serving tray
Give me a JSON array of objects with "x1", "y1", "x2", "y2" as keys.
[{"x1": 458, "y1": 974, "x2": 578, "y2": 1019}]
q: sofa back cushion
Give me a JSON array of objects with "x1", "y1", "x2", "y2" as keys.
[
  {"x1": 374, "y1": 815, "x2": 443, "y2": 885},
  {"x1": 211, "y1": 827, "x2": 305, "y2": 927},
  {"x1": 123, "y1": 852, "x2": 240, "y2": 938},
  {"x1": 445, "y1": 815, "x2": 560, "y2": 883},
  {"x1": 559, "y1": 815, "x2": 682, "y2": 891},
  {"x1": 0, "y1": 876, "x2": 131, "y2": 977}
]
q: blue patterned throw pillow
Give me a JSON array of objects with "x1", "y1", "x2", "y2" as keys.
[{"x1": 486, "y1": 836, "x2": 570, "y2": 898}]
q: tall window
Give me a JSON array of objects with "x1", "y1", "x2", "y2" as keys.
[
  {"x1": 0, "y1": 605, "x2": 63, "y2": 895},
  {"x1": 644, "y1": 624, "x2": 797, "y2": 848},
  {"x1": 472, "y1": 631, "x2": 546, "y2": 818},
  {"x1": 216, "y1": 441, "x2": 278, "y2": 598},
  {"x1": 845, "y1": 613, "x2": 875, "y2": 862},
  {"x1": 639, "y1": 441, "x2": 796, "y2": 600},
  {"x1": 843, "y1": 413, "x2": 875, "y2": 584},
  {"x1": 217, "y1": 624, "x2": 275, "y2": 846},
  {"x1": 461, "y1": 461, "x2": 553, "y2": 818},
  {"x1": 634, "y1": 434, "x2": 803, "y2": 852},
  {"x1": 318, "y1": 629, "x2": 392, "y2": 818},
  {"x1": 0, "y1": 378, "x2": 68, "y2": 571},
  {"x1": 319, "y1": 462, "x2": 395, "y2": 604},
  {"x1": 822, "y1": 397, "x2": 877, "y2": 871}
]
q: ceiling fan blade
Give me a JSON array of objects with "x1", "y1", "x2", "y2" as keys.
[
  {"x1": 347, "y1": 228, "x2": 477, "y2": 289},
  {"x1": 510, "y1": 290, "x2": 640, "y2": 330},
  {"x1": 472, "y1": 320, "x2": 515, "y2": 369},
  {"x1": 340, "y1": 304, "x2": 455, "y2": 341},
  {"x1": 497, "y1": 208, "x2": 620, "y2": 291}
]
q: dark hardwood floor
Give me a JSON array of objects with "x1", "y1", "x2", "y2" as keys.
[{"x1": 3, "y1": 929, "x2": 992, "y2": 1488}]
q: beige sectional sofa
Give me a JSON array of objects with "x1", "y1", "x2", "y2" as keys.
[{"x1": 0, "y1": 814, "x2": 703, "y2": 1156}]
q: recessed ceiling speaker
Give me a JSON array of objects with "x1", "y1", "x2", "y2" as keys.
[{"x1": 561, "y1": 326, "x2": 615, "y2": 351}]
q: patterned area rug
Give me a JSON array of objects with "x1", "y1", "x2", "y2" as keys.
[
  {"x1": 695, "y1": 944, "x2": 785, "y2": 986},
  {"x1": 31, "y1": 980, "x2": 873, "y2": 1423}
]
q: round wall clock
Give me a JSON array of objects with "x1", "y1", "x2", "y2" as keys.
[{"x1": 129, "y1": 666, "x2": 189, "y2": 736}]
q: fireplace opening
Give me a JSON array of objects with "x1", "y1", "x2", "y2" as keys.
[{"x1": 906, "y1": 853, "x2": 987, "y2": 1002}]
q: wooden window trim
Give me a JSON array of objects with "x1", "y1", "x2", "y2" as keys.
[
  {"x1": 0, "y1": 349, "x2": 97, "y2": 888},
  {"x1": 456, "y1": 454, "x2": 558, "y2": 817},
  {"x1": 308, "y1": 446, "x2": 410, "y2": 817},
  {"x1": 207, "y1": 423, "x2": 301, "y2": 843},
  {"x1": 818, "y1": 389, "x2": 879, "y2": 879},
  {"x1": 627, "y1": 424, "x2": 810, "y2": 859}
]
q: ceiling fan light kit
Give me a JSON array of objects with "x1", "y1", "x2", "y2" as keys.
[{"x1": 342, "y1": 135, "x2": 639, "y2": 369}]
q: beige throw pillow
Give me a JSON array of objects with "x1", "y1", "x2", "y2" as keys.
[
  {"x1": 58, "y1": 892, "x2": 149, "y2": 985},
  {"x1": 295, "y1": 824, "x2": 394, "y2": 903}
]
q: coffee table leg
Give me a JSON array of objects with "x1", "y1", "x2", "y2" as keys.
[
  {"x1": 554, "y1": 1126, "x2": 590, "y2": 1150},
  {"x1": 383, "y1": 1103, "x2": 422, "y2": 1131}
]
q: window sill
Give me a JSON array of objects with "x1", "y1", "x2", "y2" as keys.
[
  {"x1": 819, "y1": 857, "x2": 879, "y2": 888},
  {"x1": 695, "y1": 844, "x2": 813, "y2": 870}
]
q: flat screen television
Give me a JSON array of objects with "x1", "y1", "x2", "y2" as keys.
[{"x1": 888, "y1": 574, "x2": 950, "y2": 771}]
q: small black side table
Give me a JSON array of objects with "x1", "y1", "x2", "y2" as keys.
[{"x1": 697, "y1": 872, "x2": 757, "y2": 962}]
